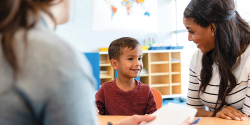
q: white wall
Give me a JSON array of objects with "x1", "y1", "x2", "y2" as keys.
[{"x1": 55, "y1": 0, "x2": 173, "y2": 52}]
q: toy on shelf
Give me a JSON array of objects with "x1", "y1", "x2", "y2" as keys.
[
  {"x1": 100, "y1": 47, "x2": 108, "y2": 51},
  {"x1": 148, "y1": 46, "x2": 183, "y2": 50},
  {"x1": 142, "y1": 46, "x2": 149, "y2": 50}
]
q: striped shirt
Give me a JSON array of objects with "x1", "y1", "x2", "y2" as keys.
[{"x1": 187, "y1": 46, "x2": 250, "y2": 116}]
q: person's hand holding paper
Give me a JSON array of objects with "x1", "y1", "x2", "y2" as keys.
[{"x1": 140, "y1": 103, "x2": 197, "y2": 125}]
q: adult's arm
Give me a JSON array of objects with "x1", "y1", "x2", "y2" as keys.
[{"x1": 186, "y1": 50, "x2": 206, "y2": 115}]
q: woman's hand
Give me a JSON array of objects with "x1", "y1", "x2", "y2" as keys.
[
  {"x1": 215, "y1": 106, "x2": 248, "y2": 121},
  {"x1": 113, "y1": 115, "x2": 156, "y2": 125}
]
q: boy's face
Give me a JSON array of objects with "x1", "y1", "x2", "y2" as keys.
[{"x1": 113, "y1": 45, "x2": 143, "y2": 78}]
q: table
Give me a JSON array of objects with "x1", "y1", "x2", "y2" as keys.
[{"x1": 99, "y1": 116, "x2": 250, "y2": 125}]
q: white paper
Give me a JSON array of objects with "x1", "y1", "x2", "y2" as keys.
[
  {"x1": 140, "y1": 103, "x2": 197, "y2": 125},
  {"x1": 92, "y1": 0, "x2": 158, "y2": 31}
]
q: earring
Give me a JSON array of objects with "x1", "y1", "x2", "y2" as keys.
[{"x1": 213, "y1": 33, "x2": 214, "y2": 36}]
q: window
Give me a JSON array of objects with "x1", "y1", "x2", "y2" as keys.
[
  {"x1": 172, "y1": 0, "x2": 250, "y2": 47},
  {"x1": 171, "y1": 0, "x2": 191, "y2": 47},
  {"x1": 235, "y1": 0, "x2": 250, "y2": 23}
]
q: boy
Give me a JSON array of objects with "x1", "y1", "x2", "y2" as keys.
[{"x1": 95, "y1": 37, "x2": 157, "y2": 115}]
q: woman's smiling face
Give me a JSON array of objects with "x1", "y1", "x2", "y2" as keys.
[{"x1": 183, "y1": 17, "x2": 216, "y2": 53}]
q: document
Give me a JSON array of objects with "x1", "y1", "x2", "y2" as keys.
[{"x1": 140, "y1": 103, "x2": 197, "y2": 125}]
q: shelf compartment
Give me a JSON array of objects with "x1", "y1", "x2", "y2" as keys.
[
  {"x1": 100, "y1": 66, "x2": 113, "y2": 77},
  {"x1": 172, "y1": 85, "x2": 181, "y2": 94},
  {"x1": 151, "y1": 86, "x2": 170, "y2": 95},
  {"x1": 142, "y1": 53, "x2": 149, "y2": 66},
  {"x1": 142, "y1": 53, "x2": 149, "y2": 74},
  {"x1": 100, "y1": 54, "x2": 110, "y2": 64},
  {"x1": 150, "y1": 84, "x2": 170, "y2": 87},
  {"x1": 172, "y1": 74, "x2": 181, "y2": 83},
  {"x1": 171, "y1": 63, "x2": 181, "y2": 72},
  {"x1": 101, "y1": 78, "x2": 112, "y2": 85},
  {"x1": 151, "y1": 75, "x2": 170, "y2": 85},
  {"x1": 140, "y1": 77, "x2": 149, "y2": 85},
  {"x1": 150, "y1": 53, "x2": 169, "y2": 62},
  {"x1": 171, "y1": 52, "x2": 181, "y2": 61},
  {"x1": 150, "y1": 61, "x2": 169, "y2": 64},
  {"x1": 151, "y1": 64, "x2": 169, "y2": 73},
  {"x1": 151, "y1": 73, "x2": 169, "y2": 76}
]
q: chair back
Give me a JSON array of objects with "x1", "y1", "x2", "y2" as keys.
[{"x1": 151, "y1": 88, "x2": 162, "y2": 110}]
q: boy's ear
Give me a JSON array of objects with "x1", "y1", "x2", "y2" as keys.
[{"x1": 110, "y1": 59, "x2": 118, "y2": 70}]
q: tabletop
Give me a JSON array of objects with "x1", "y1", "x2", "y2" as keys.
[{"x1": 99, "y1": 115, "x2": 250, "y2": 125}]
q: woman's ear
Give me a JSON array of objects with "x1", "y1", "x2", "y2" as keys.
[
  {"x1": 110, "y1": 59, "x2": 118, "y2": 70},
  {"x1": 211, "y1": 23, "x2": 216, "y2": 35}
]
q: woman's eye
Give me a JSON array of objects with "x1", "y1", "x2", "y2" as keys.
[
  {"x1": 128, "y1": 58, "x2": 133, "y2": 60},
  {"x1": 138, "y1": 58, "x2": 142, "y2": 60},
  {"x1": 188, "y1": 31, "x2": 194, "y2": 34}
]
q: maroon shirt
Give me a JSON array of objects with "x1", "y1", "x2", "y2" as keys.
[{"x1": 95, "y1": 79, "x2": 157, "y2": 115}]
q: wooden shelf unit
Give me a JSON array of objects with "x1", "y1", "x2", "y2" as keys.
[
  {"x1": 98, "y1": 50, "x2": 182, "y2": 96},
  {"x1": 99, "y1": 54, "x2": 114, "y2": 85}
]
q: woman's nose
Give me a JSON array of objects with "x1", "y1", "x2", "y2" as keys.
[{"x1": 188, "y1": 33, "x2": 193, "y2": 41}]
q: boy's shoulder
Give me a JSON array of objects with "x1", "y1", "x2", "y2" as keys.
[
  {"x1": 100, "y1": 80, "x2": 115, "y2": 88},
  {"x1": 136, "y1": 80, "x2": 150, "y2": 89}
]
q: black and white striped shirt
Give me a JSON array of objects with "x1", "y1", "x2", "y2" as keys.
[{"x1": 187, "y1": 47, "x2": 250, "y2": 116}]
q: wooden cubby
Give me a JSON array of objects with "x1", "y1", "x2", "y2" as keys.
[
  {"x1": 151, "y1": 86, "x2": 171, "y2": 95},
  {"x1": 151, "y1": 75, "x2": 170, "y2": 85},
  {"x1": 172, "y1": 85, "x2": 182, "y2": 94},
  {"x1": 172, "y1": 74, "x2": 181, "y2": 83},
  {"x1": 151, "y1": 64, "x2": 169, "y2": 73},
  {"x1": 99, "y1": 50, "x2": 182, "y2": 97},
  {"x1": 140, "y1": 77, "x2": 149, "y2": 85},
  {"x1": 150, "y1": 53, "x2": 169, "y2": 62},
  {"x1": 99, "y1": 54, "x2": 114, "y2": 86}
]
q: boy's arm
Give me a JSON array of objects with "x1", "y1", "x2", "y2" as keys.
[
  {"x1": 145, "y1": 88, "x2": 157, "y2": 114},
  {"x1": 95, "y1": 86, "x2": 105, "y2": 115}
]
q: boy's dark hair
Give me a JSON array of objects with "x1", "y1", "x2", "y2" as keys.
[{"x1": 108, "y1": 37, "x2": 140, "y2": 60}]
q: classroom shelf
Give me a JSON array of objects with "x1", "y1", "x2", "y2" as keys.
[
  {"x1": 151, "y1": 73, "x2": 170, "y2": 76},
  {"x1": 140, "y1": 74, "x2": 149, "y2": 77},
  {"x1": 151, "y1": 86, "x2": 171, "y2": 95},
  {"x1": 98, "y1": 50, "x2": 182, "y2": 96},
  {"x1": 172, "y1": 85, "x2": 182, "y2": 94},
  {"x1": 100, "y1": 76, "x2": 112, "y2": 79},
  {"x1": 150, "y1": 61, "x2": 169, "y2": 64},
  {"x1": 151, "y1": 64, "x2": 169, "y2": 73},
  {"x1": 100, "y1": 64, "x2": 111, "y2": 66},
  {"x1": 171, "y1": 83, "x2": 181, "y2": 86},
  {"x1": 150, "y1": 84, "x2": 170, "y2": 87},
  {"x1": 99, "y1": 54, "x2": 114, "y2": 85}
]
